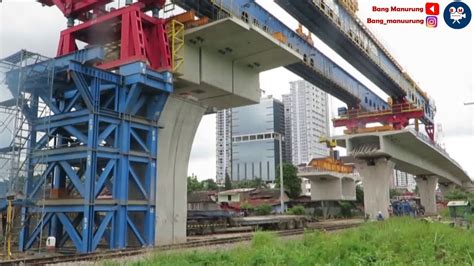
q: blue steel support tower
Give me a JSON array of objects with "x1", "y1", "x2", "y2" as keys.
[{"x1": 5, "y1": 48, "x2": 172, "y2": 253}]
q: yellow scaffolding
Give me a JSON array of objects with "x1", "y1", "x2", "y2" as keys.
[{"x1": 166, "y1": 20, "x2": 185, "y2": 74}]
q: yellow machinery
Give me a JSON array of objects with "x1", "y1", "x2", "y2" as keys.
[
  {"x1": 6, "y1": 199, "x2": 13, "y2": 259},
  {"x1": 1, "y1": 196, "x2": 15, "y2": 259},
  {"x1": 295, "y1": 24, "x2": 314, "y2": 46},
  {"x1": 166, "y1": 19, "x2": 185, "y2": 73},
  {"x1": 307, "y1": 137, "x2": 353, "y2": 174},
  {"x1": 337, "y1": 0, "x2": 359, "y2": 14}
]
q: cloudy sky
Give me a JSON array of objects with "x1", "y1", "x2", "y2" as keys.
[{"x1": 0, "y1": 0, "x2": 472, "y2": 180}]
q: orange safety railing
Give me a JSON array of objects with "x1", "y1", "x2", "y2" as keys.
[
  {"x1": 306, "y1": 158, "x2": 354, "y2": 174},
  {"x1": 335, "y1": 102, "x2": 423, "y2": 120}
]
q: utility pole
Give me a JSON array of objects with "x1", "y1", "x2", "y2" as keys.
[{"x1": 278, "y1": 133, "x2": 284, "y2": 213}]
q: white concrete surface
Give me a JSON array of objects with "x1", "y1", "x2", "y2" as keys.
[
  {"x1": 335, "y1": 129, "x2": 473, "y2": 217},
  {"x1": 174, "y1": 17, "x2": 301, "y2": 109},
  {"x1": 310, "y1": 177, "x2": 343, "y2": 201},
  {"x1": 335, "y1": 129, "x2": 471, "y2": 186},
  {"x1": 355, "y1": 158, "x2": 394, "y2": 220},
  {"x1": 415, "y1": 176, "x2": 438, "y2": 215},
  {"x1": 156, "y1": 95, "x2": 206, "y2": 245},
  {"x1": 341, "y1": 177, "x2": 356, "y2": 201},
  {"x1": 155, "y1": 17, "x2": 301, "y2": 245},
  {"x1": 299, "y1": 170, "x2": 357, "y2": 201},
  {"x1": 462, "y1": 181, "x2": 474, "y2": 193}
]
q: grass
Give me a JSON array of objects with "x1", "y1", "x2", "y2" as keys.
[{"x1": 114, "y1": 218, "x2": 474, "y2": 265}]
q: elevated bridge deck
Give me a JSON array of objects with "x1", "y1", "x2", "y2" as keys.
[
  {"x1": 275, "y1": 0, "x2": 435, "y2": 123},
  {"x1": 173, "y1": 0, "x2": 389, "y2": 111},
  {"x1": 335, "y1": 129, "x2": 471, "y2": 186}
]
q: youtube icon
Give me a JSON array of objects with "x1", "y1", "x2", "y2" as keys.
[{"x1": 425, "y1": 2, "x2": 439, "y2": 15}]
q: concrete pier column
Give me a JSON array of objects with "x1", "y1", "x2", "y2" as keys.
[
  {"x1": 416, "y1": 176, "x2": 438, "y2": 215},
  {"x1": 355, "y1": 158, "x2": 394, "y2": 220},
  {"x1": 155, "y1": 95, "x2": 207, "y2": 245},
  {"x1": 438, "y1": 182, "x2": 456, "y2": 199},
  {"x1": 462, "y1": 181, "x2": 474, "y2": 193}
]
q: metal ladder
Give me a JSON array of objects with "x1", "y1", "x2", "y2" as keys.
[{"x1": 7, "y1": 56, "x2": 53, "y2": 194}]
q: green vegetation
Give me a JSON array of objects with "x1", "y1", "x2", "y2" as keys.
[
  {"x1": 125, "y1": 218, "x2": 473, "y2": 265},
  {"x1": 254, "y1": 204, "x2": 272, "y2": 215},
  {"x1": 275, "y1": 163, "x2": 301, "y2": 199},
  {"x1": 389, "y1": 188, "x2": 402, "y2": 199},
  {"x1": 187, "y1": 175, "x2": 203, "y2": 192},
  {"x1": 240, "y1": 202, "x2": 254, "y2": 212},
  {"x1": 288, "y1": 205, "x2": 306, "y2": 215},
  {"x1": 187, "y1": 176, "x2": 219, "y2": 192},
  {"x1": 224, "y1": 172, "x2": 232, "y2": 190},
  {"x1": 201, "y1": 179, "x2": 218, "y2": 190},
  {"x1": 355, "y1": 184, "x2": 364, "y2": 204},
  {"x1": 233, "y1": 178, "x2": 267, "y2": 189},
  {"x1": 338, "y1": 201, "x2": 353, "y2": 218},
  {"x1": 445, "y1": 189, "x2": 474, "y2": 202}
]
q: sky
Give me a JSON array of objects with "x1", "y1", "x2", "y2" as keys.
[{"x1": 0, "y1": 0, "x2": 472, "y2": 180}]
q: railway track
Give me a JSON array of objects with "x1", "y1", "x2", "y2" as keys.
[{"x1": 1, "y1": 222, "x2": 361, "y2": 265}]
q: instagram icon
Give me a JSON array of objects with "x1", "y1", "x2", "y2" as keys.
[{"x1": 426, "y1": 16, "x2": 438, "y2": 28}]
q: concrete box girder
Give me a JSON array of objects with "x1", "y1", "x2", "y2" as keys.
[
  {"x1": 184, "y1": 18, "x2": 301, "y2": 71},
  {"x1": 299, "y1": 171, "x2": 344, "y2": 181},
  {"x1": 174, "y1": 17, "x2": 301, "y2": 110},
  {"x1": 298, "y1": 171, "x2": 357, "y2": 201},
  {"x1": 335, "y1": 130, "x2": 471, "y2": 186}
]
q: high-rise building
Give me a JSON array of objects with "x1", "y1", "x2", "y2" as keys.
[
  {"x1": 216, "y1": 96, "x2": 287, "y2": 183},
  {"x1": 216, "y1": 109, "x2": 232, "y2": 184},
  {"x1": 391, "y1": 170, "x2": 416, "y2": 191},
  {"x1": 283, "y1": 80, "x2": 330, "y2": 166},
  {"x1": 282, "y1": 94, "x2": 293, "y2": 164}
]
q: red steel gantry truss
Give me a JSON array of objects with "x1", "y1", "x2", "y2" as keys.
[{"x1": 38, "y1": 0, "x2": 171, "y2": 71}]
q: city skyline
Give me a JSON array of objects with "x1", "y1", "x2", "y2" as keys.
[{"x1": 216, "y1": 95, "x2": 287, "y2": 183}]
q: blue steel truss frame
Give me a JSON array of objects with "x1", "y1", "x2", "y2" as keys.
[
  {"x1": 6, "y1": 50, "x2": 172, "y2": 253},
  {"x1": 173, "y1": 0, "x2": 389, "y2": 111}
]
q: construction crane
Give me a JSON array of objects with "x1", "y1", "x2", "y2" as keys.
[{"x1": 305, "y1": 137, "x2": 353, "y2": 174}]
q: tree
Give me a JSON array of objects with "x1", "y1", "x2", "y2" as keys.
[
  {"x1": 356, "y1": 184, "x2": 364, "y2": 204},
  {"x1": 224, "y1": 172, "x2": 232, "y2": 190},
  {"x1": 444, "y1": 189, "x2": 470, "y2": 201},
  {"x1": 275, "y1": 163, "x2": 301, "y2": 199},
  {"x1": 202, "y1": 178, "x2": 218, "y2": 190},
  {"x1": 234, "y1": 178, "x2": 267, "y2": 189},
  {"x1": 255, "y1": 204, "x2": 272, "y2": 215},
  {"x1": 390, "y1": 189, "x2": 401, "y2": 199},
  {"x1": 253, "y1": 178, "x2": 267, "y2": 189},
  {"x1": 187, "y1": 175, "x2": 203, "y2": 192},
  {"x1": 288, "y1": 205, "x2": 306, "y2": 215}
]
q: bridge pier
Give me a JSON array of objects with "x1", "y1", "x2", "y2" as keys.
[
  {"x1": 155, "y1": 95, "x2": 207, "y2": 245},
  {"x1": 152, "y1": 16, "x2": 301, "y2": 245},
  {"x1": 439, "y1": 182, "x2": 456, "y2": 200},
  {"x1": 462, "y1": 181, "x2": 474, "y2": 193},
  {"x1": 355, "y1": 158, "x2": 394, "y2": 220},
  {"x1": 416, "y1": 176, "x2": 438, "y2": 215}
]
